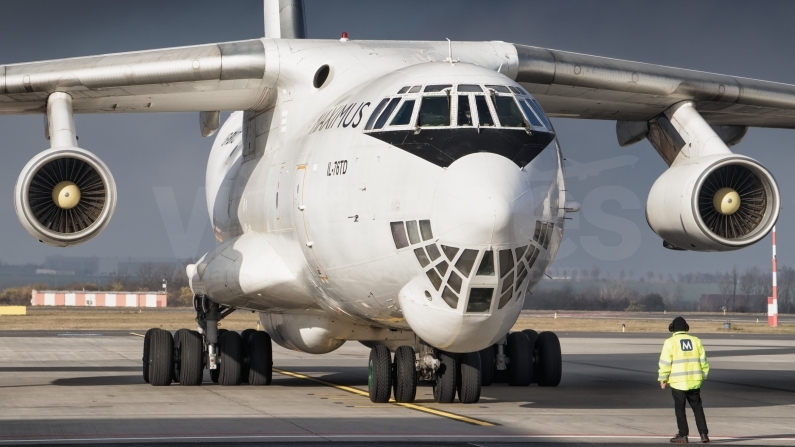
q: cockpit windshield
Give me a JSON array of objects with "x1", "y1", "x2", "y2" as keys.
[{"x1": 364, "y1": 83, "x2": 552, "y2": 132}]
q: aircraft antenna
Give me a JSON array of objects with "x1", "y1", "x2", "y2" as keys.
[{"x1": 445, "y1": 38, "x2": 458, "y2": 65}]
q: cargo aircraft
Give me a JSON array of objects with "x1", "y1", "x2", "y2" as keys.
[{"x1": 1, "y1": 0, "x2": 784, "y2": 403}]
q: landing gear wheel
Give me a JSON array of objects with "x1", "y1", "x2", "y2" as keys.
[
  {"x1": 522, "y1": 329, "x2": 539, "y2": 384},
  {"x1": 148, "y1": 328, "x2": 173, "y2": 386},
  {"x1": 433, "y1": 351, "x2": 457, "y2": 403},
  {"x1": 393, "y1": 346, "x2": 417, "y2": 403},
  {"x1": 240, "y1": 328, "x2": 257, "y2": 383},
  {"x1": 535, "y1": 331, "x2": 562, "y2": 387},
  {"x1": 507, "y1": 331, "x2": 531, "y2": 386},
  {"x1": 248, "y1": 331, "x2": 273, "y2": 386},
  {"x1": 368, "y1": 345, "x2": 392, "y2": 403},
  {"x1": 458, "y1": 351, "x2": 482, "y2": 404},
  {"x1": 209, "y1": 329, "x2": 228, "y2": 384},
  {"x1": 218, "y1": 330, "x2": 243, "y2": 386},
  {"x1": 174, "y1": 329, "x2": 203, "y2": 386},
  {"x1": 142, "y1": 328, "x2": 155, "y2": 383},
  {"x1": 479, "y1": 345, "x2": 495, "y2": 387}
]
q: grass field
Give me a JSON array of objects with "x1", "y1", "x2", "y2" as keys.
[{"x1": 1, "y1": 307, "x2": 793, "y2": 334}]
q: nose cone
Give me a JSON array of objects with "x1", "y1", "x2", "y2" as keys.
[{"x1": 431, "y1": 153, "x2": 535, "y2": 246}]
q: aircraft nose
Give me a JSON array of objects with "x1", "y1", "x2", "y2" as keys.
[{"x1": 431, "y1": 153, "x2": 534, "y2": 246}]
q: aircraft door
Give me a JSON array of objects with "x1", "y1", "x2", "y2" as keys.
[{"x1": 293, "y1": 165, "x2": 328, "y2": 280}]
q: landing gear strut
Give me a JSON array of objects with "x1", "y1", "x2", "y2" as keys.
[{"x1": 482, "y1": 330, "x2": 562, "y2": 387}]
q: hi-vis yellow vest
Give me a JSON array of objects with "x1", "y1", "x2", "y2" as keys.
[{"x1": 658, "y1": 332, "x2": 710, "y2": 390}]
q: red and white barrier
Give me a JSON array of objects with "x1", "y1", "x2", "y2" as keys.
[
  {"x1": 769, "y1": 226, "x2": 778, "y2": 327},
  {"x1": 30, "y1": 290, "x2": 166, "y2": 307}
]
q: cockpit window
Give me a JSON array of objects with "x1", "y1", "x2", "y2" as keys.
[
  {"x1": 529, "y1": 98, "x2": 552, "y2": 129},
  {"x1": 476, "y1": 250, "x2": 495, "y2": 276},
  {"x1": 424, "y1": 84, "x2": 452, "y2": 92},
  {"x1": 408, "y1": 85, "x2": 421, "y2": 93},
  {"x1": 519, "y1": 100, "x2": 544, "y2": 128},
  {"x1": 486, "y1": 85, "x2": 511, "y2": 93},
  {"x1": 508, "y1": 86, "x2": 523, "y2": 94},
  {"x1": 458, "y1": 84, "x2": 482, "y2": 92},
  {"x1": 397, "y1": 86, "x2": 410, "y2": 94},
  {"x1": 365, "y1": 98, "x2": 390, "y2": 131},
  {"x1": 418, "y1": 97, "x2": 450, "y2": 127},
  {"x1": 373, "y1": 98, "x2": 401, "y2": 130},
  {"x1": 457, "y1": 95, "x2": 473, "y2": 126},
  {"x1": 390, "y1": 100, "x2": 415, "y2": 126},
  {"x1": 493, "y1": 96, "x2": 524, "y2": 127},
  {"x1": 474, "y1": 96, "x2": 494, "y2": 127}
]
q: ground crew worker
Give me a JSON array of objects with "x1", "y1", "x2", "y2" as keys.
[{"x1": 658, "y1": 316, "x2": 710, "y2": 444}]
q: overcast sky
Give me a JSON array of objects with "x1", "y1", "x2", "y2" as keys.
[{"x1": 1, "y1": 0, "x2": 794, "y2": 277}]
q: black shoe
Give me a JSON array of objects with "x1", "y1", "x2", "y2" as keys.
[
  {"x1": 670, "y1": 434, "x2": 689, "y2": 443},
  {"x1": 700, "y1": 434, "x2": 709, "y2": 443}
]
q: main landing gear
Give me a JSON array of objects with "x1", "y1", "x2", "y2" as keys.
[
  {"x1": 479, "y1": 329, "x2": 562, "y2": 388},
  {"x1": 141, "y1": 296, "x2": 273, "y2": 386},
  {"x1": 367, "y1": 342, "x2": 483, "y2": 404}
]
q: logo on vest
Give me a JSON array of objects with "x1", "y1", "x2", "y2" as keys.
[{"x1": 680, "y1": 339, "x2": 693, "y2": 352}]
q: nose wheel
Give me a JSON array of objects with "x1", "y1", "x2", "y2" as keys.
[{"x1": 484, "y1": 330, "x2": 562, "y2": 387}]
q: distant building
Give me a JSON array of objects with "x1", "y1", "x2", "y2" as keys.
[
  {"x1": 30, "y1": 290, "x2": 166, "y2": 307},
  {"x1": 700, "y1": 294, "x2": 767, "y2": 313},
  {"x1": 44, "y1": 256, "x2": 100, "y2": 276}
]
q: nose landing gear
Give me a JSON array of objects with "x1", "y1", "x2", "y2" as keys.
[{"x1": 481, "y1": 330, "x2": 562, "y2": 387}]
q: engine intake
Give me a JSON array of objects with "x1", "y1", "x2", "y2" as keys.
[
  {"x1": 647, "y1": 155, "x2": 779, "y2": 251},
  {"x1": 14, "y1": 147, "x2": 116, "y2": 247}
]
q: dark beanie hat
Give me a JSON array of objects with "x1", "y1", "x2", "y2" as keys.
[{"x1": 671, "y1": 316, "x2": 688, "y2": 332}]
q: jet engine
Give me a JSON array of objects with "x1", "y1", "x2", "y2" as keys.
[
  {"x1": 14, "y1": 147, "x2": 117, "y2": 247},
  {"x1": 646, "y1": 154, "x2": 779, "y2": 251}
]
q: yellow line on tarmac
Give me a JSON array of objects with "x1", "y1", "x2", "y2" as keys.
[
  {"x1": 130, "y1": 332, "x2": 145, "y2": 337},
  {"x1": 273, "y1": 367, "x2": 495, "y2": 427}
]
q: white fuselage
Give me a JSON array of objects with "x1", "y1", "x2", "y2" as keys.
[{"x1": 189, "y1": 39, "x2": 565, "y2": 353}]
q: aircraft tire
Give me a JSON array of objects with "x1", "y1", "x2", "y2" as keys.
[
  {"x1": 433, "y1": 351, "x2": 457, "y2": 403},
  {"x1": 507, "y1": 331, "x2": 531, "y2": 386},
  {"x1": 368, "y1": 345, "x2": 392, "y2": 403},
  {"x1": 175, "y1": 329, "x2": 203, "y2": 386},
  {"x1": 218, "y1": 330, "x2": 243, "y2": 386},
  {"x1": 240, "y1": 328, "x2": 257, "y2": 383},
  {"x1": 148, "y1": 328, "x2": 173, "y2": 386},
  {"x1": 457, "y1": 351, "x2": 482, "y2": 404},
  {"x1": 248, "y1": 331, "x2": 273, "y2": 386},
  {"x1": 142, "y1": 328, "x2": 156, "y2": 383},
  {"x1": 522, "y1": 329, "x2": 539, "y2": 384},
  {"x1": 535, "y1": 331, "x2": 562, "y2": 387},
  {"x1": 479, "y1": 345, "x2": 494, "y2": 386},
  {"x1": 393, "y1": 346, "x2": 417, "y2": 403}
]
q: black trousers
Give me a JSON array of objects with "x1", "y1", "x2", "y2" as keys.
[{"x1": 671, "y1": 387, "x2": 708, "y2": 436}]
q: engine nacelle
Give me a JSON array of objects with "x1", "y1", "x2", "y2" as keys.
[
  {"x1": 14, "y1": 147, "x2": 117, "y2": 247},
  {"x1": 646, "y1": 154, "x2": 779, "y2": 251}
]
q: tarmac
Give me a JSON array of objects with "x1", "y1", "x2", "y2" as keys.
[{"x1": 0, "y1": 330, "x2": 793, "y2": 446}]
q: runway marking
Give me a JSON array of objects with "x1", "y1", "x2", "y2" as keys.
[{"x1": 273, "y1": 367, "x2": 495, "y2": 427}]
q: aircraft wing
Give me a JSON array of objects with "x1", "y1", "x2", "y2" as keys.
[
  {"x1": 0, "y1": 40, "x2": 269, "y2": 114},
  {"x1": 514, "y1": 44, "x2": 795, "y2": 129}
]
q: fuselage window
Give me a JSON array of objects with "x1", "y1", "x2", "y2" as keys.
[
  {"x1": 436, "y1": 260, "x2": 449, "y2": 276},
  {"x1": 418, "y1": 97, "x2": 451, "y2": 127},
  {"x1": 408, "y1": 85, "x2": 421, "y2": 93},
  {"x1": 486, "y1": 85, "x2": 511, "y2": 93},
  {"x1": 365, "y1": 98, "x2": 390, "y2": 130},
  {"x1": 426, "y1": 269, "x2": 443, "y2": 290},
  {"x1": 519, "y1": 100, "x2": 544, "y2": 128},
  {"x1": 414, "y1": 247, "x2": 430, "y2": 267},
  {"x1": 390, "y1": 221, "x2": 409, "y2": 249},
  {"x1": 476, "y1": 250, "x2": 495, "y2": 276},
  {"x1": 466, "y1": 288, "x2": 493, "y2": 313},
  {"x1": 441, "y1": 286, "x2": 459, "y2": 308},
  {"x1": 419, "y1": 219, "x2": 433, "y2": 240},
  {"x1": 456, "y1": 95, "x2": 473, "y2": 126},
  {"x1": 425, "y1": 243, "x2": 442, "y2": 261},
  {"x1": 508, "y1": 86, "x2": 522, "y2": 94},
  {"x1": 397, "y1": 86, "x2": 410, "y2": 94},
  {"x1": 498, "y1": 249, "x2": 514, "y2": 277},
  {"x1": 474, "y1": 95, "x2": 494, "y2": 127},
  {"x1": 448, "y1": 270, "x2": 463, "y2": 293},
  {"x1": 373, "y1": 97, "x2": 401, "y2": 130},
  {"x1": 405, "y1": 220, "x2": 421, "y2": 244},
  {"x1": 424, "y1": 84, "x2": 452, "y2": 92},
  {"x1": 494, "y1": 96, "x2": 524, "y2": 127},
  {"x1": 498, "y1": 289, "x2": 512, "y2": 309},
  {"x1": 454, "y1": 249, "x2": 479, "y2": 277},
  {"x1": 458, "y1": 84, "x2": 482, "y2": 92},
  {"x1": 390, "y1": 99, "x2": 415, "y2": 126},
  {"x1": 441, "y1": 245, "x2": 459, "y2": 261}
]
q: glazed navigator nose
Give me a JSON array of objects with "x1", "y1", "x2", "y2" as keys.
[{"x1": 399, "y1": 153, "x2": 537, "y2": 353}]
